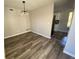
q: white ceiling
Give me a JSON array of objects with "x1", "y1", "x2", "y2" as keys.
[
  {"x1": 54, "y1": 0, "x2": 74, "y2": 12},
  {"x1": 4, "y1": 0, "x2": 53, "y2": 11},
  {"x1": 54, "y1": 0, "x2": 67, "y2": 5},
  {"x1": 5, "y1": 0, "x2": 74, "y2": 12}
]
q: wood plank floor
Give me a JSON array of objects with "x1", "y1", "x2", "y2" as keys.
[{"x1": 4, "y1": 32, "x2": 74, "y2": 59}]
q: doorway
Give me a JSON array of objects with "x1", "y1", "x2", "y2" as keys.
[{"x1": 51, "y1": 11, "x2": 73, "y2": 40}]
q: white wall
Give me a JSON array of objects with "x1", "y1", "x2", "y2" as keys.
[
  {"x1": 63, "y1": 15, "x2": 75, "y2": 57},
  {"x1": 54, "y1": 11, "x2": 69, "y2": 32},
  {"x1": 4, "y1": 7, "x2": 31, "y2": 38},
  {"x1": 30, "y1": 4, "x2": 53, "y2": 38}
]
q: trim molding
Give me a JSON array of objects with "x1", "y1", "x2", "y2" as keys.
[
  {"x1": 32, "y1": 31, "x2": 51, "y2": 39},
  {"x1": 63, "y1": 50, "x2": 75, "y2": 58},
  {"x1": 4, "y1": 30, "x2": 31, "y2": 39}
]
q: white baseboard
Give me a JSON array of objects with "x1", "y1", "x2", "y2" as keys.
[
  {"x1": 63, "y1": 50, "x2": 75, "y2": 58},
  {"x1": 4, "y1": 30, "x2": 31, "y2": 39},
  {"x1": 4, "y1": 30, "x2": 51, "y2": 39},
  {"x1": 32, "y1": 31, "x2": 51, "y2": 39}
]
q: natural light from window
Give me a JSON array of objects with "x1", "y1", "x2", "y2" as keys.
[{"x1": 67, "y1": 12, "x2": 73, "y2": 27}]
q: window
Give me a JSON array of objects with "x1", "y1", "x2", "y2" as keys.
[{"x1": 67, "y1": 12, "x2": 73, "y2": 27}]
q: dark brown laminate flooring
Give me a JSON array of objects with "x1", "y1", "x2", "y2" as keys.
[
  {"x1": 4, "y1": 32, "x2": 74, "y2": 59},
  {"x1": 53, "y1": 31, "x2": 67, "y2": 40}
]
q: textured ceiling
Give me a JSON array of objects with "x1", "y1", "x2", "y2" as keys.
[
  {"x1": 54, "y1": 0, "x2": 75, "y2": 12},
  {"x1": 4, "y1": 0, "x2": 74, "y2": 12},
  {"x1": 4, "y1": 0, "x2": 53, "y2": 11},
  {"x1": 54, "y1": 0, "x2": 67, "y2": 6}
]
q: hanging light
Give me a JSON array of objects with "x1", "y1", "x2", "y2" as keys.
[{"x1": 22, "y1": 0, "x2": 28, "y2": 14}]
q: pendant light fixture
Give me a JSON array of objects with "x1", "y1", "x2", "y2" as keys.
[{"x1": 22, "y1": 0, "x2": 28, "y2": 14}]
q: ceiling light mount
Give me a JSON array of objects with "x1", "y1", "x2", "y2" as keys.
[
  {"x1": 22, "y1": 1, "x2": 25, "y2": 3},
  {"x1": 9, "y1": 9, "x2": 13, "y2": 11}
]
